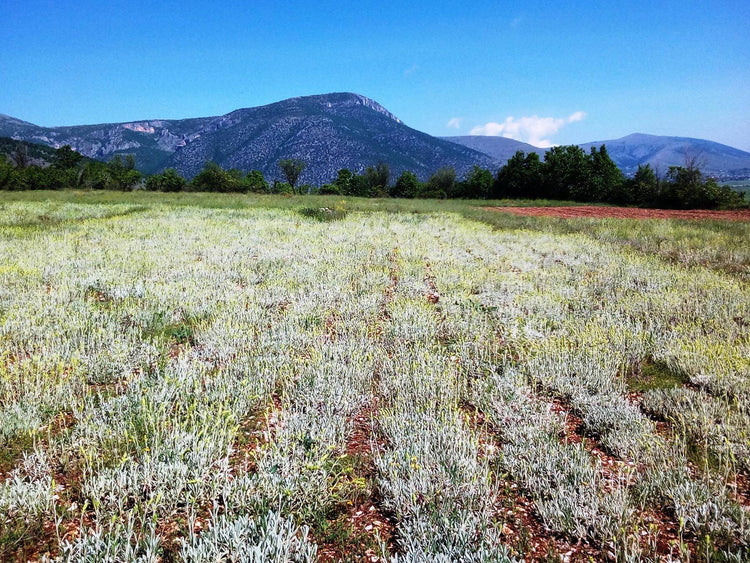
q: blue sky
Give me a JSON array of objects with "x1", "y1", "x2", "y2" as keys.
[{"x1": 2, "y1": 0, "x2": 749, "y2": 150}]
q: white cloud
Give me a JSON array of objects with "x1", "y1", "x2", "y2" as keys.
[
  {"x1": 446, "y1": 117, "x2": 462, "y2": 129},
  {"x1": 403, "y1": 64, "x2": 418, "y2": 77},
  {"x1": 568, "y1": 111, "x2": 586, "y2": 123},
  {"x1": 469, "y1": 111, "x2": 587, "y2": 148}
]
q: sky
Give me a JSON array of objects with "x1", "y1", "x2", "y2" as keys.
[{"x1": 2, "y1": 0, "x2": 749, "y2": 150}]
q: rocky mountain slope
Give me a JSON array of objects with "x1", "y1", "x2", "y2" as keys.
[
  {"x1": 0, "y1": 94, "x2": 497, "y2": 184},
  {"x1": 5, "y1": 96, "x2": 749, "y2": 182}
]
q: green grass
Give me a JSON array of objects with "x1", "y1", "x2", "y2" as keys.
[
  {"x1": 626, "y1": 358, "x2": 690, "y2": 392},
  {"x1": 3, "y1": 189, "x2": 748, "y2": 282},
  {"x1": 0, "y1": 188, "x2": 576, "y2": 212},
  {"x1": 721, "y1": 181, "x2": 750, "y2": 195}
]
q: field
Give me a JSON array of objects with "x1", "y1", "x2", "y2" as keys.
[
  {"x1": 1, "y1": 191, "x2": 749, "y2": 562},
  {"x1": 721, "y1": 182, "x2": 750, "y2": 196},
  {"x1": 488, "y1": 206, "x2": 750, "y2": 222}
]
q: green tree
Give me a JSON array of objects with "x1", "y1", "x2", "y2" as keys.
[
  {"x1": 334, "y1": 169, "x2": 369, "y2": 197},
  {"x1": 80, "y1": 161, "x2": 110, "y2": 190},
  {"x1": 270, "y1": 180, "x2": 294, "y2": 194},
  {"x1": 49, "y1": 145, "x2": 85, "y2": 188},
  {"x1": 145, "y1": 168, "x2": 187, "y2": 192},
  {"x1": 107, "y1": 154, "x2": 142, "y2": 190},
  {"x1": 349, "y1": 174, "x2": 370, "y2": 197},
  {"x1": 190, "y1": 161, "x2": 239, "y2": 192},
  {"x1": 390, "y1": 171, "x2": 421, "y2": 198},
  {"x1": 278, "y1": 158, "x2": 306, "y2": 194},
  {"x1": 333, "y1": 169, "x2": 354, "y2": 195},
  {"x1": 20, "y1": 165, "x2": 49, "y2": 190},
  {"x1": 455, "y1": 165, "x2": 493, "y2": 199},
  {"x1": 706, "y1": 180, "x2": 747, "y2": 209},
  {"x1": 54, "y1": 145, "x2": 84, "y2": 170},
  {"x1": 628, "y1": 164, "x2": 659, "y2": 205},
  {"x1": 318, "y1": 183, "x2": 341, "y2": 195},
  {"x1": 587, "y1": 145, "x2": 625, "y2": 202},
  {"x1": 363, "y1": 162, "x2": 390, "y2": 196},
  {"x1": 663, "y1": 164, "x2": 706, "y2": 208},
  {"x1": 419, "y1": 167, "x2": 455, "y2": 198},
  {"x1": 0, "y1": 156, "x2": 13, "y2": 188},
  {"x1": 657, "y1": 157, "x2": 745, "y2": 209},
  {"x1": 543, "y1": 145, "x2": 589, "y2": 200},
  {"x1": 493, "y1": 151, "x2": 543, "y2": 199},
  {"x1": 245, "y1": 170, "x2": 268, "y2": 193}
]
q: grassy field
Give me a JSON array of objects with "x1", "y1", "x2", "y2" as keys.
[
  {"x1": 0, "y1": 191, "x2": 748, "y2": 561},
  {"x1": 721, "y1": 181, "x2": 750, "y2": 196}
]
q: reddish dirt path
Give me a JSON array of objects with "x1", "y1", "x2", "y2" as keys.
[{"x1": 486, "y1": 206, "x2": 750, "y2": 221}]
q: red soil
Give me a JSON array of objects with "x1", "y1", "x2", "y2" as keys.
[
  {"x1": 486, "y1": 206, "x2": 750, "y2": 221},
  {"x1": 550, "y1": 399, "x2": 700, "y2": 558},
  {"x1": 317, "y1": 400, "x2": 395, "y2": 562}
]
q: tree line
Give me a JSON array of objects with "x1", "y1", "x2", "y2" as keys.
[
  {"x1": 0, "y1": 142, "x2": 745, "y2": 209},
  {"x1": 0, "y1": 144, "x2": 142, "y2": 191}
]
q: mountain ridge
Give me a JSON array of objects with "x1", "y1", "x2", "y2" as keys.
[
  {"x1": 0, "y1": 93, "x2": 496, "y2": 184},
  {"x1": 445, "y1": 133, "x2": 750, "y2": 179},
  {"x1": 577, "y1": 133, "x2": 750, "y2": 178},
  {"x1": 3, "y1": 94, "x2": 750, "y2": 181}
]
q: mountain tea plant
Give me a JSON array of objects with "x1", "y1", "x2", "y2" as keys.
[{"x1": 0, "y1": 195, "x2": 748, "y2": 561}]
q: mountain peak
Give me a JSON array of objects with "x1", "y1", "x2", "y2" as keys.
[
  {"x1": 343, "y1": 93, "x2": 402, "y2": 124},
  {"x1": 274, "y1": 92, "x2": 403, "y2": 124},
  {"x1": 0, "y1": 114, "x2": 36, "y2": 127},
  {"x1": 0, "y1": 92, "x2": 492, "y2": 182}
]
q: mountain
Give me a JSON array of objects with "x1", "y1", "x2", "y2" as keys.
[
  {"x1": 0, "y1": 136, "x2": 65, "y2": 167},
  {"x1": 6, "y1": 98, "x2": 748, "y2": 182},
  {"x1": 441, "y1": 136, "x2": 539, "y2": 164},
  {"x1": 445, "y1": 133, "x2": 750, "y2": 179},
  {"x1": 0, "y1": 94, "x2": 497, "y2": 184},
  {"x1": 578, "y1": 134, "x2": 750, "y2": 179}
]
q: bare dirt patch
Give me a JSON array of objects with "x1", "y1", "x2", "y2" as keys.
[
  {"x1": 486, "y1": 206, "x2": 750, "y2": 221},
  {"x1": 316, "y1": 400, "x2": 394, "y2": 562}
]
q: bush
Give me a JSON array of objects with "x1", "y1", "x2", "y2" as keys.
[
  {"x1": 145, "y1": 168, "x2": 186, "y2": 192},
  {"x1": 390, "y1": 171, "x2": 420, "y2": 198},
  {"x1": 318, "y1": 184, "x2": 341, "y2": 195},
  {"x1": 297, "y1": 203, "x2": 348, "y2": 222},
  {"x1": 190, "y1": 162, "x2": 241, "y2": 193}
]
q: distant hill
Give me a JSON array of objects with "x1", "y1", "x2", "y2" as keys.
[
  {"x1": 445, "y1": 133, "x2": 750, "y2": 179},
  {"x1": 0, "y1": 136, "x2": 61, "y2": 167},
  {"x1": 578, "y1": 133, "x2": 750, "y2": 179},
  {"x1": 5, "y1": 98, "x2": 749, "y2": 182},
  {"x1": 0, "y1": 94, "x2": 497, "y2": 184},
  {"x1": 1, "y1": 136, "x2": 102, "y2": 170},
  {"x1": 441, "y1": 136, "x2": 539, "y2": 164}
]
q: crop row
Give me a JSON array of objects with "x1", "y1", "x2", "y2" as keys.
[{"x1": 1, "y1": 203, "x2": 748, "y2": 561}]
